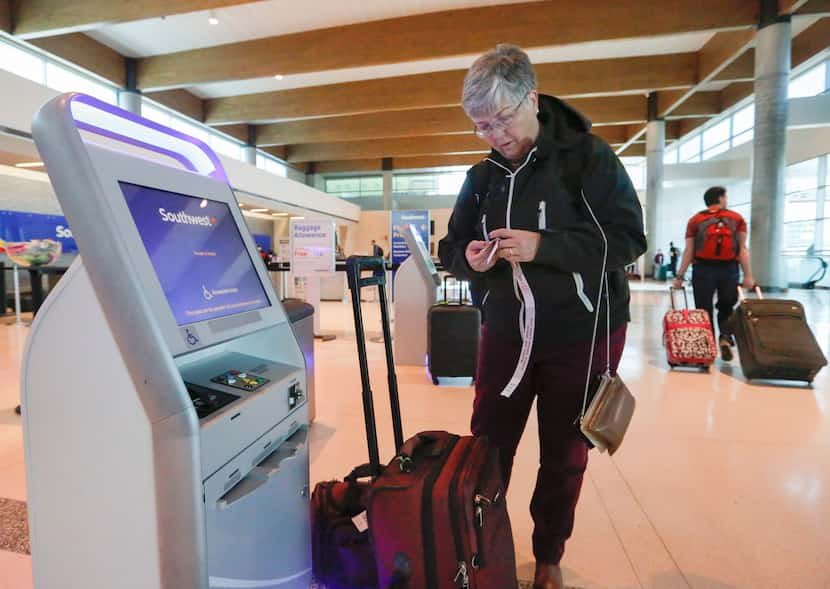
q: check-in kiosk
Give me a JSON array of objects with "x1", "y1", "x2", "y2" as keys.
[
  {"x1": 393, "y1": 223, "x2": 440, "y2": 365},
  {"x1": 22, "y1": 94, "x2": 310, "y2": 589}
]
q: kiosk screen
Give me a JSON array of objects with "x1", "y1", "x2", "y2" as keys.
[{"x1": 120, "y1": 181, "x2": 270, "y2": 325}]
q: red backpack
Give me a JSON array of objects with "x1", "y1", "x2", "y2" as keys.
[{"x1": 694, "y1": 211, "x2": 740, "y2": 261}]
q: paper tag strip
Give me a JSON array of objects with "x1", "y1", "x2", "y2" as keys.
[
  {"x1": 500, "y1": 263, "x2": 535, "y2": 398},
  {"x1": 352, "y1": 511, "x2": 369, "y2": 533}
]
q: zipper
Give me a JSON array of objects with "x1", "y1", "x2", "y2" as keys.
[
  {"x1": 481, "y1": 290, "x2": 490, "y2": 307},
  {"x1": 423, "y1": 436, "x2": 460, "y2": 589},
  {"x1": 482, "y1": 213, "x2": 488, "y2": 241},
  {"x1": 449, "y1": 440, "x2": 476, "y2": 586},
  {"x1": 538, "y1": 200, "x2": 547, "y2": 230},
  {"x1": 486, "y1": 148, "x2": 537, "y2": 231},
  {"x1": 572, "y1": 272, "x2": 595, "y2": 312},
  {"x1": 471, "y1": 445, "x2": 501, "y2": 569}
]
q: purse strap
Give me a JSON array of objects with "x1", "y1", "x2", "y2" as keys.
[{"x1": 579, "y1": 189, "x2": 612, "y2": 421}]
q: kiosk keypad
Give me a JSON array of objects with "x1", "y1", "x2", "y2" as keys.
[
  {"x1": 211, "y1": 370, "x2": 270, "y2": 392},
  {"x1": 185, "y1": 382, "x2": 239, "y2": 419}
]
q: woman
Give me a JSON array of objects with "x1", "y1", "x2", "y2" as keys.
[{"x1": 438, "y1": 45, "x2": 646, "y2": 589}]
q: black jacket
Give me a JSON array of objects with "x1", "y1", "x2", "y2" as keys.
[{"x1": 438, "y1": 95, "x2": 646, "y2": 344}]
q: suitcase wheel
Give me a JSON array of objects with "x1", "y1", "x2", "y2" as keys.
[{"x1": 432, "y1": 376, "x2": 439, "y2": 385}]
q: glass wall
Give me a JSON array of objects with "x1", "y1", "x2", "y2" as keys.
[{"x1": 0, "y1": 34, "x2": 293, "y2": 175}]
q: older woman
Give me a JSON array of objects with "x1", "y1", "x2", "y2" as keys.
[{"x1": 438, "y1": 45, "x2": 646, "y2": 589}]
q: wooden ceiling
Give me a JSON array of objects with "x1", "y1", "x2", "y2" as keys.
[{"x1": 2, "y1": 0, "x2": 829, "y2": 174}]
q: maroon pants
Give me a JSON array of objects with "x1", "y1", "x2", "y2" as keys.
[{"x1": 471, "y1": 323, "x2": 627, "y2": 565}]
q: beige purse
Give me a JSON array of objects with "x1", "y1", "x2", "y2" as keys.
[{"x1": 577, "y1": 192, "x2": 636, "y2": 455}]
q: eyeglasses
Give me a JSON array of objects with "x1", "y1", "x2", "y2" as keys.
[{"x1": 473, "y1": 91, "x2": 530, "y2": 138}]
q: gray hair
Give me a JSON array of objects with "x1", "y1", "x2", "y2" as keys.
[{"x1": 461, "y1": 44, "x2": 538, "y2": 119}]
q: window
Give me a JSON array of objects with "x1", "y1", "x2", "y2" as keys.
[
  {"x1": 0, "y1": 41, "x2": 44, "y2": 84},
  {"x1": 703, "y1": 119, "x2": 731, "y2": 151},
  {"x1": 664, "y1": 146, "x2": 678, "y2": 165},
  {"x1": 732, "y1": 129, "x2": 753, "y2": 147},
  {"x1": 166, "y1": 116, "x2": 209, "y2": 143},
  {"x1": 142, "y1": 104, "x2": 172, "y2": 127},
  {"x1": 620, "y1": 157, "x2": 645, "y2": 190},
  {"x1": 325, "y1": 176, "x2": 383, "y2": 198},
  {"x1": 732, "y1": 104, "x2": 754, "y2": 136},
  {"x1": 209, "y1": 133, "x2": 242, "y2": 160},
  {"x1": 785, "y1": 158, "x2": 819, "y2": 194},
  {"x1": 262, "y1": 156, "x2": 287, "y2": 177},
  {"x1": 679, "y1": 135, "x2": 701, "y2": 163},
  {"x1": 45, "y1": 62, "x2": 117, "y2": 104},
  {"x1": 788, "y1": 63, "x2": 827, "y2": 99},
  {"x1": 703, "y1": 142, "x2": 731, "y2": 160},
  {"x1": 393, "y1": 172, "x2": 466, "y2": 196}
]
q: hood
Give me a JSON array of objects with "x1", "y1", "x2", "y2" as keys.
[{"x1": 487, "y1": 93, "x2": 592, "y2": 166}]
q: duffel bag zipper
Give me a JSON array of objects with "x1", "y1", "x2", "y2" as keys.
[
  {"x1": 471, "y1": 445, "x2": 502, "y2": 569},
  {"x1": 423, "y1": 436, "x2": 460, "y2": 589},
  {"x1": 449, "y1": 440, "x2": 476, "y2": 588}
]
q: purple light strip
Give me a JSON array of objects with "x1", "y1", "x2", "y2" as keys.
[{"x1": 68, "y1": 93, "x2": 228, "y2": 182}]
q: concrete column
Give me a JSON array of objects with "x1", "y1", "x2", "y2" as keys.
[
  {"x1": 749, "y1": 9, "x2": 791, "y2": 290},
  {"x1": 382, "y1": 157, "x2": 394, "y2": 210},
  {"x1": 645, "y1": 93, "x2": 665, "y2": 276},
  {"x1": 117, "y1": 90, "x2": 142, "y2": 116},
  {"x1": 242, "y1": 145, "x2": 256, "y2": 165}
]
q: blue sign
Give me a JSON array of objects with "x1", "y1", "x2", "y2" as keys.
[
  {"x1": 252, "y1": 233, "x2": 272, "y2": 253},
  {"x1": 0, "y1": 210, "x2": 78, "y2": 253},
  {"x1": 391, "y1": 210, "x2": 430, "y2": 265}
]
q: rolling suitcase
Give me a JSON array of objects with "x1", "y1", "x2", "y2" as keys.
[
  {"x1": 663, "y1": 287, "x2": 716, "y2": 370},
  {"x1": 311, "y1": 257, "x2": 518, "y2": 589},
  {"x1": 428, "y1": 276, "x2": 481, "y2": 384},
  {"x1": 733, "y1": 286, "x2": 827, "y2": 383}
]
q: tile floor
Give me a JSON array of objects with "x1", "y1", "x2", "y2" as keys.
[{"x1": 1, "y1": 285, "x2": 829, "y2": 588}]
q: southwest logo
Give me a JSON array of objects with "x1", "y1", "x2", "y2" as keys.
[{"x1": 158, "y1": 208, "x2": 217, "y2": 227}]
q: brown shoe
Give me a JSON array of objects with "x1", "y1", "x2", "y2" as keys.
[{"x1": 533, "y1": 563, "x2": 564, "y2": 589}]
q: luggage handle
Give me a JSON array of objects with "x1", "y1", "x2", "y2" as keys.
[
  {"x1": 345, "y1": 256, "x2": 405, "y2": 477},
  {"x1": 668, "y1": 286, "x2": 689, "y2": 310},
  {"x1": 737, "y1": 285, "x2": 763, "y2": 301},
  {"x1": 394, "y1": 433, "x2": 440, "y2": 472},
  {"x1": 443, "y1": 274, "x2": 468, "y2": 305}
]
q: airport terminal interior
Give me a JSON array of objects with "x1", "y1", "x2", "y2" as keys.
[{"x1": 0, "y1": 1, "x2": 829, "y2": 588}]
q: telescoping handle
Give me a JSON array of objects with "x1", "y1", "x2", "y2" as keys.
[
  {"x1": 345, "y1": 256, "x2": 404, "y2": 476},
  {"x1": 737, "y1": 285, "x2": 764, "y2": 300},
  {"x1": 669, "y1": 286, "x2": 689, "y2": 310}
]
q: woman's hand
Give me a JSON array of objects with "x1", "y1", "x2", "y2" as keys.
[
  {"x1": 488, "y1": 229, "x2": 540, "y2": 263},
  {"x1": 466, "y1": 240, "x2": 498, "y2": 272}
]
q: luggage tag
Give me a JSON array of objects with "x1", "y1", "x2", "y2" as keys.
[
  {"x1": 352, "y1": 511, "x2": 369, "y2": 533},
  {"x1": 485, "y1": 238, "x2": 500, "y2": 265}
]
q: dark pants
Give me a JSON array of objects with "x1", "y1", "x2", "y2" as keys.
[
  {"x1": 691, "y1": 261, "x2": 739, "y2": 340},
  {"x1": 471, "y1": 324, "x2": 627, "y2": 565}
]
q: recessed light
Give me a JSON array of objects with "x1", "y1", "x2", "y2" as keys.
[
  {"x1": 271, "y1": 213, "x2": 289, "y2": 216},
  {"x1": 208, "y1": 10, "x2": 219, "y2": 25},
  {"x1": 15, "y1": 162, "x2": 44, "y2": 168},
  {"x1": 274, "y1": 74, "x2": 284, "y2": 80},
  {"x1": 249, "y1": 208, "x2": 268, "y2": 213}
]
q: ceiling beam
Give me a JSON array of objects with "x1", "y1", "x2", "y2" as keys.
[
  {"x1": 255, "y1": 96, "x2": 648, "y2": 146},
  {"x1": 262, "y1": 146, "x2": 287, "y2": 160},
  {"x1": 796, "y1": 0, "x2": 830, "y2": 14},
  {"x1": 213, "y1": 124, "x2": 249, "y2": 144},
  {"x1": 714, "y1": 17, "x2": 830, "y2": 83},
  {"x1": 1, "y1": 1, "x2": 11, "y2": 33},
  {"x1": 29, "y1": 33, "x2": 125, "y2": 86},
  {"x1": 619, "y1": 144, "x2": 646, "y2": 158},
  {"x1": 145, "y1": 89, "x2": 205, "y2": 122},
  {"x1": 664, "y1": 91, "x2": 722, "y2": 118},
  {"x1": 287, "y1": 126, "x2": 630, "y2": 163},
  {"x1": 205, "y1": 53, "x2": 697, "y2": 124},
  {"x1": 139, "y1": 0, "x2": 757, "y2": 89},
  {"x1": 11, "y1": 0, "x2": 264, "y2": 38},
  {"x1": 719, "y1": 82, "x2": 755, "y2": 111}
]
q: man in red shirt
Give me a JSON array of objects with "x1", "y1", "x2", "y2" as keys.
[{"x1": 673, "y1": 186, "x2": 755, "y2": 361}]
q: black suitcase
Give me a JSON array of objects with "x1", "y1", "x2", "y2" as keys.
[
  {"x1": 733, "y1": 286, "x2": 827, "y2": 383},
  {"x1": 427, "y1": 276, "x2": 481, "y2": 384}
]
